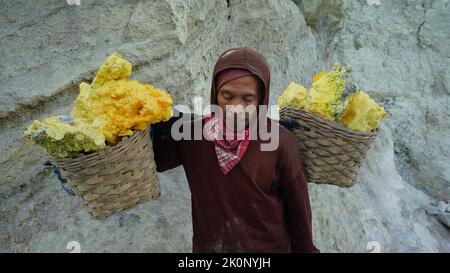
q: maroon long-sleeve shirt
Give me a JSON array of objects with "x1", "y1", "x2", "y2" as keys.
[{"x1": 151, "y1": 48, "x2": 318, "y2": 253}]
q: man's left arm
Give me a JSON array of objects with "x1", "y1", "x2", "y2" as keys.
[
  {"x1": 279, "y1": 133, "x2": 320, "y2": 253},
  {"x1": 282, "y1": 169, "x2": 319, "y2": 253}
]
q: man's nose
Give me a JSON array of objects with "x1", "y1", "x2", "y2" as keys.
[
  {"x1": 226, "y1": 104, "x2": 245, "y2": 114},
  {"x1": 227, "y1": 98, "x2": 245, "y2": 106}
]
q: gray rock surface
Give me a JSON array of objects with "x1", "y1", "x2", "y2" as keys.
[
  {"x1": 437, "y1": 214, "x2": 450, "y2": 229},
  {"x1": 0, "y1": 0, "x2": 449, "y2": 252}
]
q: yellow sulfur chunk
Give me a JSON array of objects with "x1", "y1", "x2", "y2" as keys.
[
  {"x1": 24, "y1": 116, "x2": 106, "y2": 158},
  {"x1": 308, "y1": 64, "x2": 348, "y2": 121},
  {"x1": 339, "y1": 91, "x2": 387, "y2": 132},
  {"x1": 72, "y1": 53, "x2": 173, "y2": 144},
  {"x1": 91, "y1": 53, "x2": 132, "y2": 87},
  {"x1": 278, "y1": 81, "x2": 309, "y2": 110},
  {"x1": 312, "y1": 71, "x2": 327, "y2": 84},
  {"x1": 24, "y1": 53, "x2": 173, "y2": 157},
  {"x1": 277, "y1": 63, "x2": 386, "y2": 132}
]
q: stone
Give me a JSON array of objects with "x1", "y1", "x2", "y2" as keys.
[
  {"x1": 425, "y1": 205, "x2": 440, "y2": 216},
  {"x1": 437, "y1": 201, "x2": 449, "y2": 212},
  {"x1": 437, "y1": 214, "x2": 450, "y2": 229}
]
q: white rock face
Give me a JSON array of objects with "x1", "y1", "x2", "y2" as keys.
[
  {"x1": 331, "y1": 0, "x2": 450, "y2": 200},
  {"x1": 0, "y1": 0, "x2": 448, "y2": 252}
]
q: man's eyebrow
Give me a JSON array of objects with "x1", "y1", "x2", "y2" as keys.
[{"x1": 220, "y1": 88, "x2": 257, "y2": 95}]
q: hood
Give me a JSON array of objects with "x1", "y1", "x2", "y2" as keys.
[{"x1": 210, "y1": 47, "x2": 271, "y2": 107}]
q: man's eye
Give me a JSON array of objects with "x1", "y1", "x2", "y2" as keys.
[
  {"x1": 222, "y1": 94, "x2": 232, "y2": 99},
  {"x1": 244, "y1": 96, "x2": 255, "y2": 102}
]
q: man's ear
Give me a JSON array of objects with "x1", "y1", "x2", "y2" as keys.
[
  {"x1": 215, "y1": 88, "x2": 220, "y2": 105},
  {"x1": 214, "y1": 82, "x2": 220, "y2": 105},
  {"x1": 257, "y1": 78, "x2": 265, "y2": 104}
]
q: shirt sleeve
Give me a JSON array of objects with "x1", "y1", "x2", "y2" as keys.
[
  {"x1": 150, "y1": 111, "x2": 183, "y2": 172},
  {"x1": 278, "y1": 133, "x2": 320, "y2": 253}
]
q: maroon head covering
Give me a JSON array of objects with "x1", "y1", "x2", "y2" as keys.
[
  {"x1": 210, "y1": 47, "x2": 271, "y2": 107},
  {"x1": 215, "y1": 68, "x2": 255, "y2": 95}
]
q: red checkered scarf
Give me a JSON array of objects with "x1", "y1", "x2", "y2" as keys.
[{"x1": 204, "y1": 115, "x2": 250, "y2": 174}]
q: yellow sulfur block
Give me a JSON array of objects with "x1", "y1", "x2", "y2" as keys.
[
  {"x1": 24, "y1": 115, "x2": 106, "y2": 158},
  {"x1": 91, "y1": 53, "x2": 132, "y2": 87},
  {"x1": 312, "y1": 71, "x2": 327, "y2": 84},
  {"x1": 308, "y1": 64, "x2": 348, "y2": 121},
  {"x1": 24, "y1": 53, "x2": 174, "y2": 157},
  {"x1": 72, "y1": 53, "x2": 173, "y2": 144},
  {"x1": 278, "y1": 81, "x2": 309, "y2": 110},
  {"x1": 340, "y1": 91, "x2": 387, "y2": 132}
]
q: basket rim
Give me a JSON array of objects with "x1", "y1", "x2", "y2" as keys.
[
  {"x1": 279, "y1": 106, "x2": 378, "y2": 138},
  {"x1": 49, "y1": 127, "x2": 149, "y2": 164}
]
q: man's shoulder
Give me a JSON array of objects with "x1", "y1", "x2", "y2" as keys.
[
  {"x1": 269, "y1": 118, "x2": 298, "y2": 145},
  {"x1": 255, "y1": 118, "x2": 299, "y2": 156}
]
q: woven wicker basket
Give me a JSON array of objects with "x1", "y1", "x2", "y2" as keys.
[
  {"x1": 49, "y1": 127, "x2": 160, "y2": 219},
  {"x1": 279, "y1": 107, "x2": 377, "y2": 187}
]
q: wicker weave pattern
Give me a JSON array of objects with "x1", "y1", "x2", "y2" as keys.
[
  {"x1": 279, "y1": 107, "x2": 377, "y2": 187},
  {"x1": 49, "y1": 128, "x2": 160, "y2": 219}
]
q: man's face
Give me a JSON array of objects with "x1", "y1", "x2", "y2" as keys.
[{"x1": 217, "y1": 75, "x2": 260, "y2": 132}]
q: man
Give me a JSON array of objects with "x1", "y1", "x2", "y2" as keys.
[{"x1": 151, "y1": 47, "x2": 319, "y2": 253}]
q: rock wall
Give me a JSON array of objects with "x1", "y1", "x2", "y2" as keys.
[{"x1": 0, "y1": 0, "x2": 448, "y2": 252}]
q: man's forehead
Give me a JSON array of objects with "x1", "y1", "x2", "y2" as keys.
[
  {"x1": 219, "y1": 86, "x2": 259, "y2": 97},
  {"x1": 220, "y1": 76, "x2": 259, "y2": 88}
]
